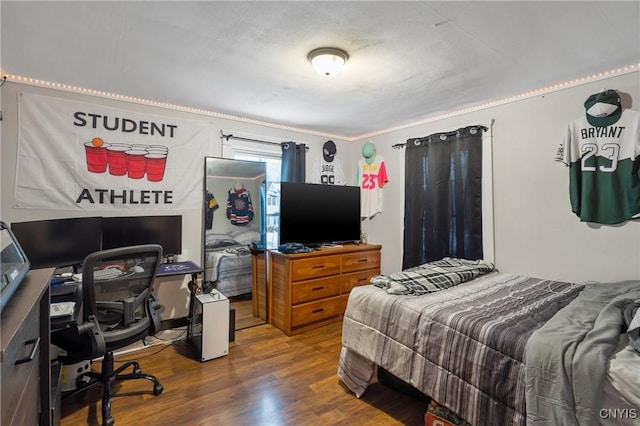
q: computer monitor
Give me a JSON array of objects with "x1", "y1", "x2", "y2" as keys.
[
  {"x1": 101, "y1": 215, "x2": 182, "y2": 255},
  {"x1": 10, "y1": 217, "x2": 103, "y2": 270}
]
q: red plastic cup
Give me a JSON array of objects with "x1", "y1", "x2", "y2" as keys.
[
  {"x1": 84, "y1": 142, "x2": 109, "y2": 173},
  {"x1": 125, "y1": 150, "x2": 147, "y2": 179},
  {"x1": 106, "y1": 144, "x2": 131, "y2": 176},
  {"x1": 146, "y1": 146, "x2": 168, "y2": 158},
  {"x1": 145, "y1": 153, "x2": 168, "y2": 182}
]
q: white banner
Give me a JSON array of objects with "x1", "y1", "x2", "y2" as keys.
[{"x1": 15, "y1": 92, "x2": 211, "y2": 210}]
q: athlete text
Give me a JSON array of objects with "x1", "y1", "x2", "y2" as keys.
[{"x1": 76, "y1": 189, "x2": 173, "y2": 205}]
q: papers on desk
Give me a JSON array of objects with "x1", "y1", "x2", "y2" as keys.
[{"x1": 50, "y1": 301, "x2": 75, "y2": 318}]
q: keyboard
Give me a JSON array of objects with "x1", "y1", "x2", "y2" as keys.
[{"x1": 72, "y1": 267, "x2": 124, "y2": 282}]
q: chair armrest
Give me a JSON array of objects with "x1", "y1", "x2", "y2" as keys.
[{"x1": 51, "y1": 314, "x2": 106, "y2": 360}]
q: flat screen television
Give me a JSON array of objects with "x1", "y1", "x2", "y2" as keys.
[
  {"x1": 102, "y1": 215, "x2": 182, "y2": 255},
  {"x1": 10, "y1": 217, "x2": 103, "y2": 270},
  {"x1": 279, "y1": 182, "x2": 361, "y2": 246}
]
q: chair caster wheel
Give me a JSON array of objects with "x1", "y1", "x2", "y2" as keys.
[
  {"x1": 153, "y1": 384, "x2": 164, "y2": 395},
  {"x1": 104, "y1": 416, "x2": 115, "y2": 426}
]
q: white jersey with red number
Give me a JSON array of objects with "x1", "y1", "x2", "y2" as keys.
[{"x1": 356, "y1": 156, "x2": 388, "y2": 218}]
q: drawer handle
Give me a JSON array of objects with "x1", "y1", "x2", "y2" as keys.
[
  {"x1": 312, "y1": 286, "x2": 324, "y2": 291},
  {"x1": 15, "y1": 337, "x2": 40, "y2": 365},
  {"x1": 312, "y1": 265, "x2": 325, "y2": 269},
  {"x1": 357, "y1": 259, "x2": 368, "y2": 263},
  {"x1": 357, "y1": 277, "x2": 368, "y2": 282},
  {"x1": 311, "y1": 308, "x2": 324, "y2": 314}
]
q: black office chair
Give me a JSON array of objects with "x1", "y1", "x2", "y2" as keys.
[{"x1": 52, "y1": 244, "x2": 164, "y2": 426}]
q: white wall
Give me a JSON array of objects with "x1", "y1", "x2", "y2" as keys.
[
  {"x1": 357, "y1": 71, "x2": 640, "y2": 284},
  {"x1": 0, "y1": 81, "x2": 347, "y2": 319},
  {"x1": 3, "y1": 71, "x2": 639, "y2": 310}
]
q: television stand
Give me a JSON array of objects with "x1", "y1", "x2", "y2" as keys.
[{"x1": 268, "y1": 243, "x2": 381, "y2": 336}]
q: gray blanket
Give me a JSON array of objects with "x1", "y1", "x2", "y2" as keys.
[
  {"x1": 525, "y1": 280, "x2": 640, "y2": 426},
  {"x1": 340, "y1": 273, "x2": 584, "y2": 426}
]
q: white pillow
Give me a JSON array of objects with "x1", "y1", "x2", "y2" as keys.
[
  {"x1": 205, "y1": 233, "x2": 238, "y2": 248},
  {"x1": 229, "y1": 228, "x2": 261, "y2": 245}
]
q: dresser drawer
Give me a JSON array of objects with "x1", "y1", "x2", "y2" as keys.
[
  {"x1": 1, "y1": 302, "x2": 40, "y2": 426},
  {"x1": 291, "y1": 296, "x2": 341, "y2": 327},
  {"x1": 7, "y1": 361, "x2": 39, "y2": 426},
  {"x1": 342, "y1": 250, "x2": 380, "y2": 273},
  {"x1": 292, "y1": 277, "x2": 340, "y2": 305},
  {"x1": 291, "y1": 255, "x2": 341, "y2": 281},
  {"x1": 341, "y1": 270, "x2": 378, "y2": 294}
]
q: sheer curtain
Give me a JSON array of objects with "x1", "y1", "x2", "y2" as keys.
[
  {"x1": 280, "y1": 142, "x2": 306, "y2": 183},
  {"x1": 403, "y1": 125, "x2": 485, "y2": 269}
]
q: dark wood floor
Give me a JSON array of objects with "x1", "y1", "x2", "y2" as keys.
[
  {"x1": 230, "y1": 296, "x2": 266, "y2": 330},
  {"x1": 60, "y1": 321, "x2": 428, "y2": 425}
]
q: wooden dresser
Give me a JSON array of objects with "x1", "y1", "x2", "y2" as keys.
[
  {"x1": 250, "y1": 249, "x2": 267, "y2": 321},
  {"x1": 268, "y1": 244, "x2": 381, "y2": 336}
]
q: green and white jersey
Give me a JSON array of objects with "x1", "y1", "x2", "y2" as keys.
[{"x1": 555, "y1": 109, "x2": 640, "y2": 224}]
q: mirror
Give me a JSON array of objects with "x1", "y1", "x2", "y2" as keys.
[{"x1": 203, "y1": 157, "x2": 267, "y2": 330}]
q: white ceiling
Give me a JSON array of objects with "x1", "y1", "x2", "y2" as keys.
[{"x1": 2, "y1": 1, "x2": 639, "y2": 140}]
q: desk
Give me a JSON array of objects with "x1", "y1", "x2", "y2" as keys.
[
  {"x1": 155, "y1": 261, "x2": 202, "y2": 329},
  {"x1": 51, "y1": 262, "x2": 203, "y2": 330},
  {"x1": 157, "y1": 260, "x2": 202, "y2": 279},
  {"x1": 157, "y1": 261, "x2": 202, "y2": 300}
]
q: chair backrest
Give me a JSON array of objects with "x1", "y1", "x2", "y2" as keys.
[{"x1": 82, "y1": 244, "x2": 163, "y2": 349}]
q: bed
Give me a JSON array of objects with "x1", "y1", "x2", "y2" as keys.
[
  {"x1": 338, "y1": 258, "x2": 640, "y2": 426},
  {"x1": 203, "y1": 228, "x2": 260, "y2": 298}
]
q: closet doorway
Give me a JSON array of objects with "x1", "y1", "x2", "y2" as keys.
[{"x1": 203, "y1": 157, "x2": 267, "y2": 330}]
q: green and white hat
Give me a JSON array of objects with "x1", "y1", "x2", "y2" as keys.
[{"x1": 584, "y1": 89, "x2": 622, "y2": 127}]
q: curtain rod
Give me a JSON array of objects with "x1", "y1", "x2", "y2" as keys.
[
  {"x1": 220, "y1": 132, "x2": 282, "y2": 147},
  {"x1": 391, "y1": 125, "x2": 488, "y2": 149},
  {"x1": 220, "y1": 131, "x2": 310, "y2": 151}
]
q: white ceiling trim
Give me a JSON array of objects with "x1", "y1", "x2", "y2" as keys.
[{"x1": 5, "y1": 64, "x2": 639, "y2": 142}]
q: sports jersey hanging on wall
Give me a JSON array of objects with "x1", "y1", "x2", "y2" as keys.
[
  {"x1": 356, "y1": 142, "x2": 388, "y2": 219},
  {"x1": 15, "y1": 92, "x2": 211, "y2": 210},
  {"x1": 226, "y1": 183, "x2": 254, "y2": 226},
  {"x1": 309, "y1": 140, "x2": 346, "y2": 185},
  {"x1": 555, "y1": 89, "x2": 640, "y2": 224}
]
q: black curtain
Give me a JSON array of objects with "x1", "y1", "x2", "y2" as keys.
[
  {"x1": 403, "y1": 125, "x2": 484, "y2": 269},
  {"x1": 281, "y1": 142, "x2": 306, "y2": 183}
]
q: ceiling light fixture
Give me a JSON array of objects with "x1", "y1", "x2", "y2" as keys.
[{"x1": 308, "y1": 47, "x2": 349, "y2": 76}]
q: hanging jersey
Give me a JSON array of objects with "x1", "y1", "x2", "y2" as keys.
[
  {"x1": 310, "y1": 157, "x2": 346, "y2": 185},
  {"x1": 356, "y1": 156, "x2": 388, "y2": 218},
  {"x1": 226, "y1": 188, "x2": 254, "y2": 226},
  {"x1": 205, "y1": 191, "x2": 219, "y2": 230},
  {"x1": 555, "y1": 109, "x2": 640, "y2": 224}
]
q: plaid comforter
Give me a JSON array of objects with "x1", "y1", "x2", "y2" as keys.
[
  {"x1": 339, "y1": 273, "x2": 583, "y2": 426},
  {"x1": 370, "y1": 257, "x2": 494, "y2": 295}
]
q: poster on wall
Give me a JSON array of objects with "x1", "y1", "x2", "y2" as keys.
[{"x1": 15, "y1": 92, "x2": 211, "y2": 210}]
